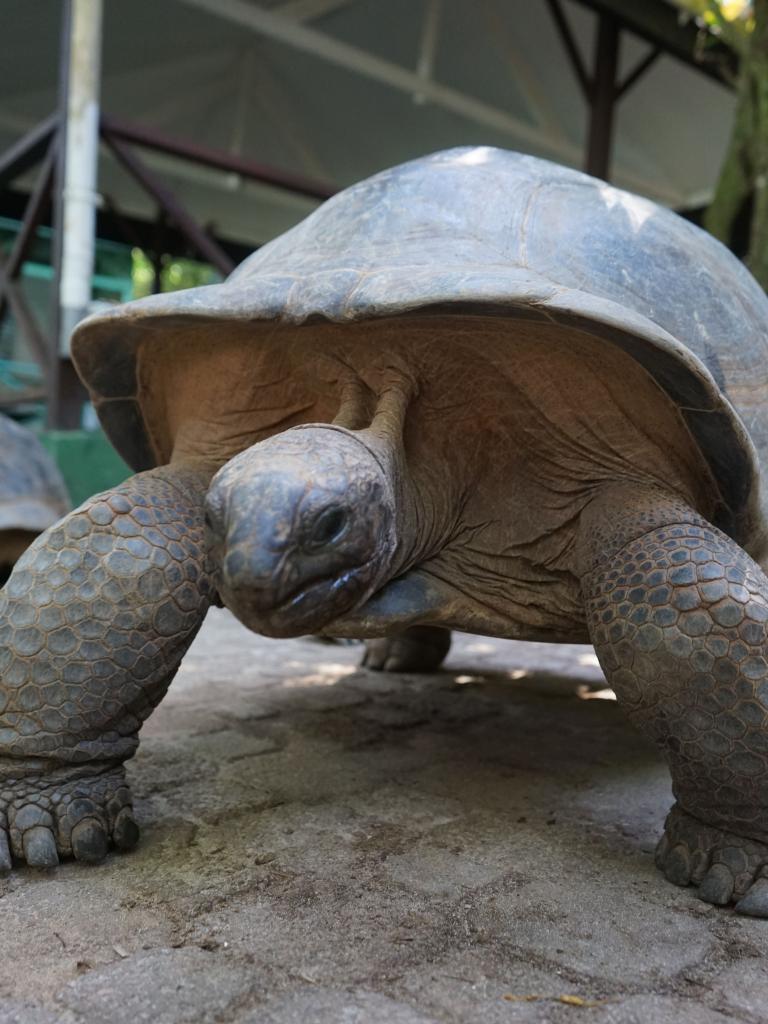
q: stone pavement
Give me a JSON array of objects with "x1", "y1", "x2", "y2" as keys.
[{"x1": 1, "y1": 609, "x2": 768, "y2": 1024}]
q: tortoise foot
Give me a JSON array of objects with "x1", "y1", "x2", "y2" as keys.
[
  {"x1": 361, "y1": 626, "x2": 451, "y2": 673},
  {"x1": 0, "y1": 763, "x2": 138, "y2": 869},
  {"x1": 656, "y1": 804, "x2": 768, "y2": 916}
]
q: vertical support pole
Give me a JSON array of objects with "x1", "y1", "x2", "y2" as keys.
[
  {"x1": 585, "y1": 13, "x2": 620, "y2": 181},
  {"x1": 60, "y1": 0, "x2": 103, "y2": 351},
  {"x1": 51, "y1": 0, "x2": 103, "y2": 428}
]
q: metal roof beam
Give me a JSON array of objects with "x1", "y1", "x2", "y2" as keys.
[
  {"x1": 101, "y1": 127, "x2": 236, "y2": 275},
  {"x1": 101, "y1": 114, "x2": 336, "y2": 200},
  {"x1": 616, "y1": 46, "x2": 662, "y2": 99},
  {"x1": 545, "y1": 0, "x2": 592, "y2": 101},
  {"x1": 482, "y1": 1, "x2": 563, "y2": 136},
  {"x1": 0, "y1": 114, "x2": 58, "y2": 190},
  {"x1": 569, "y1": 0, "x2": 736, "y2": 86},
  {"x1": 413, "y1": 0, "x2": 442, "y2": 105},
  {"x1": 275, "y1": 0, "x2": 357, "y2": 22},
  {"x1": 175, "y1": 0, "x2": 680, "y2": 201},
  {"x1": 175, "y1": 0, "x2": 590, "y2": 168}
]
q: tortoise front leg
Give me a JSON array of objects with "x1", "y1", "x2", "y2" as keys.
[
  {"x1": 0, "y1": 465, "x2": 213, "y2": 868},
  {"x1": 579, "y1": 484, "x2": 768, "y2": 915}
]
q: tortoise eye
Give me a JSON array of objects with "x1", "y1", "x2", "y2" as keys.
[{"x1": 308, "y1": 506, "x2": 348, "y2": 548}]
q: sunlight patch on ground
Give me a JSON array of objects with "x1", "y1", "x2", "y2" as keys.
[{"x1": 282, "y1": 663, "x2": 358, "y2": 688}]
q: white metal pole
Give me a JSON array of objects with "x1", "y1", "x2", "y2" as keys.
[{"x1": 58, "y1": 0, "x2": 103, "y2": 355}]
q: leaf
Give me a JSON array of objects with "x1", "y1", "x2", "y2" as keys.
[
  {"x1": 557, "y1": 995, "x2": 610, "y2": 1003},
  {"x1": 502, "y1": 993, "x2": 610, "y2": 1008}
]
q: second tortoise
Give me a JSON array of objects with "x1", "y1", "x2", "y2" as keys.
[{"x1": 0, "y1": 414, "x2": 69, "y2": 581}]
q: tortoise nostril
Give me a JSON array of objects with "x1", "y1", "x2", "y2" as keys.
[
  {"x1": 203, "y1": 511, "x2": 218, "y2": 544},
  {"x1": 308, "y1": 506, "x2": 348, "y2": 549},
  {"x1": 204, "y1": 506, "x2": 222, "y2": 538}
]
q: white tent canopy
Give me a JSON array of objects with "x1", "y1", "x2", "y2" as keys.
[{"x1": 0, "y1": 0, "x2": 736, "y2": 251}]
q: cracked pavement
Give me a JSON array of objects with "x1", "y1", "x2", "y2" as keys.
[{"x1": 1, "y1": 608, "x2": 768, "y2": 1023}]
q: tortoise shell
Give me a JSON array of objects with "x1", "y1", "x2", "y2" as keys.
[
  {"x1": 0, "y1": 414, "x2": 69, "y2": 534},
  {"x1": 71, "y1": 147, "x2": 768, "y2": 559}
]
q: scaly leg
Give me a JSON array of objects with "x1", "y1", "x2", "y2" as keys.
[
  {"x1": 579, "y1": 484, "x2": 768, "y2": 915},
  {"x1": 0, "y1": 466, "x2": 213, "y2": 867}
]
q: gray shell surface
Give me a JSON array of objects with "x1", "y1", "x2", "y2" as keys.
[
  {"x1": 0, "y1": 414, "x2": 70, "y2": 532},
  {"x1": 72, "y1": 147, "x2": 768, "y2": 555}
]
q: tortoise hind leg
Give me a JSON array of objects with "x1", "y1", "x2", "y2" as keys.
[
  {"x1": 362, "y1": 626, "x2": 451, "y2": 672},
  {"x1": 579, "y1": 483, "x2": 768, "y2": 915},
  {"x1": 0, "y1": 465, "x2": 213, "y2": 868}
]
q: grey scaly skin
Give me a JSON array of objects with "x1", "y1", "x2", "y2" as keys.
[
  {"x1": 0, "y1": 465, "x2": 213, "y2": 867},
  {"x1": 579, "y1": 484, "x2": 768, "y2": 914},
  {"x1": 206, "y1": 423, "x2": 768, "y2": 916},
  {"x1": 0, "y1": 413, "x2": 71, "y2": 582}
]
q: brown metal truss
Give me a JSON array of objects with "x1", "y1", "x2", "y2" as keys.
[
  {"x1": 100, "y1": 129, "x2": 237, "y2": 278},
  {"x1": 543, "y1": 0, "x2": 728, "y2": 181},
  {"x1": 0, "y1": 115, "x2": 58, "y2": 193},
  {"x1": 0, "y1": 112, "x2": 339, "y2": 421},
  {"x1": 101, "y1": 116, "x2": 336, "y2": 204},
  {"x1": 0, "y1": 120, "x2": 59, "y2": 408},
  {"x1": 572, "y1": 0, "x2": 736, "y2": 85}
]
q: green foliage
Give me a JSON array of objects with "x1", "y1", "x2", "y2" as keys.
[
  {"x1": 131, "y1": 248, "x2": 221, "y2": 299},
  {"x1": 675, "y1": 0, "x2": 754, "y2": 54},
  {"x1": 677, "y1": 0, "x2": 768, "y2": 289}
]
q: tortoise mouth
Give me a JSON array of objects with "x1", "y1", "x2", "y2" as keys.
[{"x1": 221, "y1": 565, "x2": 372, "y2": 638}]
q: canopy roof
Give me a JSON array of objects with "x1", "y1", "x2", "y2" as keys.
[{"x1": 0, "y1": 0, "x2": 736, "y2": 251}]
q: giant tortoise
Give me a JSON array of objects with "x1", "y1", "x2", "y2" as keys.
[
  {"x1": 2, "y1": 147, "x2": 768, "y2": 915},
  {"x1": 0, "y1": 413, "x2": 69, "y2": 581}
]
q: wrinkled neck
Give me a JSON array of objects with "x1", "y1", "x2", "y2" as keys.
[
  {"x1": 340, "y1": 381, "x2": 453, "y2": 581},
  {"x1": 350, "y1": 426, "x2": 420, "y2": 580}
]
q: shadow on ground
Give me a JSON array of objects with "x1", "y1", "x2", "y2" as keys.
[{"x1": 0, "y1": 610, "x2": 767, "y2": 1024}]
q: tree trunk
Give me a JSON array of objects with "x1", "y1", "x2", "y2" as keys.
[
  {"x1": 704, "y1": 0, "x2": 768, "y2": 289},
  {"x1": 746, "y1": 0, "x2": 768, "y2": 285}
]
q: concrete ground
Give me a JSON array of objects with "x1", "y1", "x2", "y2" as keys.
[{"x1": 1, "y1": 610, "x2": 768, "y2": 1024}]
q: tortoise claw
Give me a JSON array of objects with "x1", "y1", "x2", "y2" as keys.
[
  {"x1": 0, "y1": 765, "x2": 139, "y2": 869},
  {"x1": 657, "y1": 805, "x2": 768, "y2": 909},
  {"x1": 23, "y1": 826, "x2": 59, "y2": 868},
  {"x1": 71, "y1": 818, "x2": 109, "y2": 863},
  {"x1": 0, "y1": 828, "x2": 11, "y2": 871},
  {"x1": 735, "y1": 877, "x2": 768, "y2": 918},
  {"x1": 112, "y1": 807, "x2": 140, "y2": 852},
  {"x1": 698, "y1": 864, "x2": 734, "y2": 906},
  {"x1": 662, "y1": 843, "x2": 692, "y2": 887}
]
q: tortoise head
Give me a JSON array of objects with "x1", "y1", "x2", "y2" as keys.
[{"x1": 205, "y1": 425, "x2": 398, "y2": 637}]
